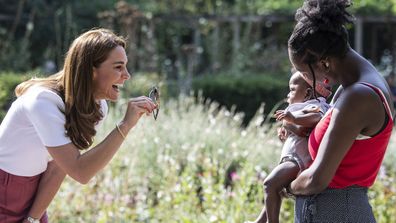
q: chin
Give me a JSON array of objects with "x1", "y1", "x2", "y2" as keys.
[
  {"x1": 100, "y1": 94, "x2": 118, "y2": 102},
  {"x1": 107, "y1": 96, "x2": 119, "y2": 102},
  {"x1": 107, "y1": 91, "x2": 121, "y2": 101}
]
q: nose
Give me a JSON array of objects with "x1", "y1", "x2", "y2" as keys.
[{"x1": 123, "y1": 68, "x2": 131, "y2": 80}]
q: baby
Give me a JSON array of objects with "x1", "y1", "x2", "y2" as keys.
[{"x1": 250, "y1": 69, "x2": 331, "y2": 223}]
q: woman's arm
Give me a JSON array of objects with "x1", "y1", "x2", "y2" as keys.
[
  {"x1": 23, "y1": 161, "x2": 66, "y2": 221},
  {"x1": 289, "y1": 85, "x2": 386, "y2": 195},
  {"x1": 47, "y1": 96, "x2": 156, "y2": 184}
]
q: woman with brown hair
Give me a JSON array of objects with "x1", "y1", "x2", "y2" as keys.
[
  {"x1": 287, "y1": 0, "x2": 394, "y2": 222},
  {"x1": 0, "y1": 28, "x2": 157, "y2": 222}
]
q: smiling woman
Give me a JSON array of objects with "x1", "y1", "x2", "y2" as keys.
[
  {"x1": 92, "y1": 45, "x2": 130, "y2": 101},
  {"x1": 0, "y1": 28, "x2": 157, "y2": 223}
]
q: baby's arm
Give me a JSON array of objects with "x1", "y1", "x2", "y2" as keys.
[
  {"x1": 275, "y1": 107, "x2": 323, "y2": 128},
  {"x1": 282, "y1": 121, "x2": 312, "y2": 137}
]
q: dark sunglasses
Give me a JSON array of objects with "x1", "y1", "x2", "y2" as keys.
[{"x1": 148, "y1": 86, "x2": 160, "y2": 120}]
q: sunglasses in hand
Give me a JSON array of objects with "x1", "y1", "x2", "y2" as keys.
[{"x1": 148, "y1": 86, "x2": 160, "y2": 120}]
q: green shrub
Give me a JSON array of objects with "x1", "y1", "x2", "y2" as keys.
[
  {"x1": 122, "y1": 72, "x2": 168, "y2": 98},
  {"x1": 120, "y1": 72, "x2": 290, "y2": 126},
  {"x1": 192, "y1": 73, "x2": 289, "y2": 125},
  {"x1": 0, "y1": 73, "x2": 28, "y2": 120}
]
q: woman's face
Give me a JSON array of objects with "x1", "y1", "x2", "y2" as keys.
[
  {"x1": 288, "y1": 48, "x2": 331, "y2": 85},
  {"x1": 92, "y1": 46, "x2": 130, "y2": 101}
]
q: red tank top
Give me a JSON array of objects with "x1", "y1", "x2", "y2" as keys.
[{"x1": 308, "y1": 83, "x2": 394, "y2": 188}]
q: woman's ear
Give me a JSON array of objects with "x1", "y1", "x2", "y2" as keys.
[
  {"x1": 92, "y1": 67, "x2": 98, "y2": 80},
  {"x1": 305, "y1": 88, "x2": 313, "y2": 100},
  {"x1": 320, "y1": 58, "x2": 331, "y2": 73}
]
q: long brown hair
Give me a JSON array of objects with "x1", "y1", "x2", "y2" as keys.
[{"x1": 16, "y1": 28, "x2": 126, "y2": 149}]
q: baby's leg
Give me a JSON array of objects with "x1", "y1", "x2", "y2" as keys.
[
  {"x1": 263, "y1": 161, "x2": 299, "y2": 223},
  {"x1": 248, "y1": 205, "x2": 267, "y2": 223}
]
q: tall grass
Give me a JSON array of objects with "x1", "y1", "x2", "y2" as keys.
[{"x1": 48, "y1": 95, "x2": 396, "y2": 222}]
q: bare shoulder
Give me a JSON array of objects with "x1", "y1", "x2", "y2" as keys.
[
  {"x1": 337, "y1": 83, "x2": 382, "y2": 106},
  {"x1": 335, "y1": 83, "x2": 386, "y2": 135}
]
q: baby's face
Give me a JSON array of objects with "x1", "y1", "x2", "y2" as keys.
[{"x1": 287, "y1": 73, "x2": 310, "y2": 104}]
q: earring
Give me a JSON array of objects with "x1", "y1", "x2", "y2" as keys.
[{"x1": 325, "y1": 62, "x2": 330, "y2": 68}]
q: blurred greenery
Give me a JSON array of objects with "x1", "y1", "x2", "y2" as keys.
[
  {"x1": 192, "y1": 72, "x2": 289, "y2": 124},
  {"x1": 46, "y1": 94, "x2": 396, "y2": 222},
  {"x1": 0, "y1": 73, "x2": 28, "y2": 120},
  {"x1": 0, "y1": 71, "x2": 289, "y2": 125},
  {"x1": 1, "y1": 0, "x2": 396, "y2": 72},
  {"x1": 353, "y1": 0, "x2": 396, "y2": 15},
  {"x1": 1, "y1": 1, "x2": 396, "y2": 220}
]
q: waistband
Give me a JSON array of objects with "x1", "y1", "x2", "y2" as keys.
[
  {"x1": 322, "y1": 185, "x2": 368, "y2": 193},
  {"x1": 0, "y1": 169, "x2": 42, "y2": 185},
  {"x1": 295, "y1": 185, "x2": 375, "y2": 223}
]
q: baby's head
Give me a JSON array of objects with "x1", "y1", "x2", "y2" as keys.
[{"x1": 287, "y1": 69, "x2": 331, "y2": 104}]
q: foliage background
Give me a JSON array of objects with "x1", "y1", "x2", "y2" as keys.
[
  {"x1": 47, "y1": 94, "x2": 396, "y2": 222},
  {"x1": 1, "y1": 0, "x2": 396, "y2": 222},
  {"x1": 1, "y1": 0, "x2": 396, "y2": 122},
  {"x1": 1, "y1": 0, "x2": 396, "y2": 72}
]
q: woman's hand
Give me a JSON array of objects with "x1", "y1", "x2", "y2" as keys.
[
  {"x1": 121, "y1": 96, "x2": 158, "y2": 130},
  {"x1": 279, "y1": 186, "x2": 294, "y2": 198}
]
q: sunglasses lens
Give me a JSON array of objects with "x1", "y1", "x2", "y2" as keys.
[
  {"x1": 153, "y1": 109, "x2": 159, "y2": 120},
  {"x1": 150, "y1": 89, "x2": 159, "y2": 101},
  {"x1": 149, "y1": 87, "x2": 160, "y2": 120}
]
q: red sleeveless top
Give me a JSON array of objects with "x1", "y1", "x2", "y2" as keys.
[{"x1": 308, "y1": 83, "x2": 394, "y2": 188}]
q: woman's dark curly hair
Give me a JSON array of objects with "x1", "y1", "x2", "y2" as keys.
[{"x1": 288, "y1": 0, "x2": 355, "y2": 63}]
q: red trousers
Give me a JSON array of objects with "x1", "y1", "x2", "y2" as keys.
[{"x1": 0, "y1": 169, "x2": 48, "y2": 223}]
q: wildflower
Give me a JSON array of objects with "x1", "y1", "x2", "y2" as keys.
[{"x1": 230, "y1": 171, "x2": 240, "y2": 181}]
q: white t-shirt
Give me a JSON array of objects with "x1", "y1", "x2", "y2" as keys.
[{"x1": 0, "y1": 86, "x2": 108, "y2": 176}]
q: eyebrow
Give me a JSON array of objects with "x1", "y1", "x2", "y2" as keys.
[{"x1": 112, "y1": 61, "x2": 126, "y2": 65}]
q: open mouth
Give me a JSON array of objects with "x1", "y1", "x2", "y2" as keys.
[{"x1": 112, "y1": 84, "x2": 123, "y2": 92}]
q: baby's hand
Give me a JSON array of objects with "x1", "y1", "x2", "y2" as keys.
[
  {"x1": 275, "y1": 110, "x2": 295, "y2": 122},
  {"x1": 274, "y1": 110, "x2": 285, "y2": 120},
  {"x1": 277, "y1": 126, "x2": 288, "y2": 142}
]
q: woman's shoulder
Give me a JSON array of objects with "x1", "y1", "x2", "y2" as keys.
[
  {"x1": 334, "y1": 83, "x2": 387, "y2": 121},
  {"x1": 27, "y1": 86, "x2": 61, "y2": 99},
  {"x1": 339, "y1": 82, "x2": 382, "y2": 100},
  {"x1": 22, "y1": 86, "x2": 65, "y2": 110}
]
